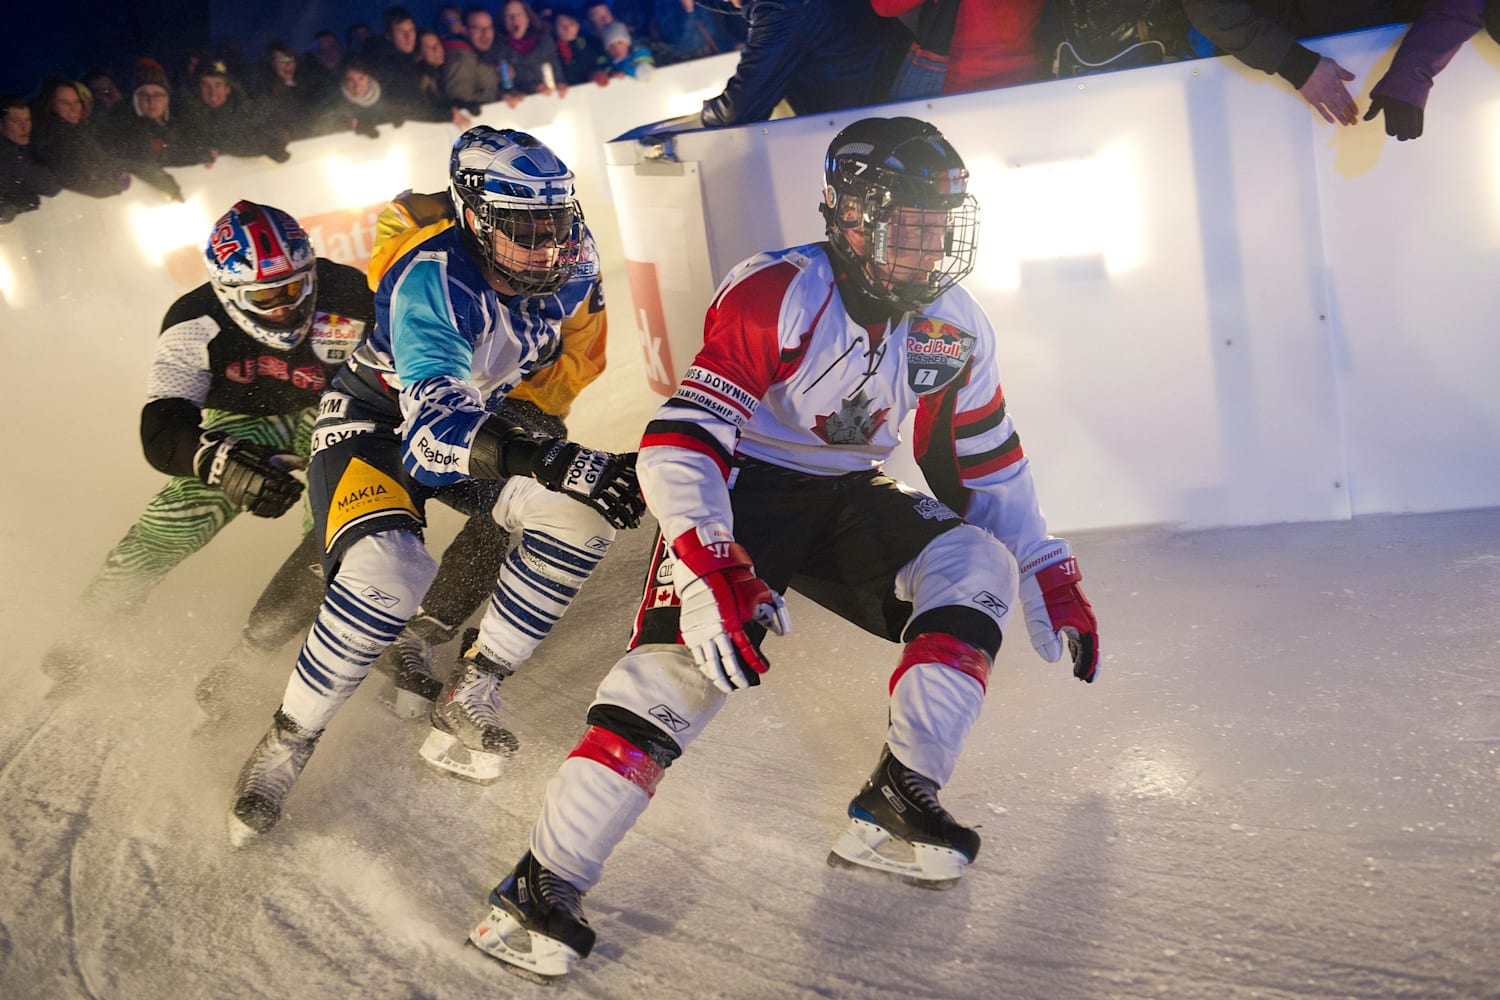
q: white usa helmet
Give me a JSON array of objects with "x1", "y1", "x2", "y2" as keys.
[
  {"x1": 204, "y1": 200, "x2": 318, "y2": 349},
  {"x1": 449, "y1": 126, "x2": 582, "y2": 296}
]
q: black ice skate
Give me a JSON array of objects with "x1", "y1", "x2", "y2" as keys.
[
  {"x1": 370, "y1": 619, "x2": 449, "y2": 721},
  {"x1": 469, "y1": 851, "x2": 595, "y2": 982},
  {"x1": 419, "y1": 636, "x2": 518, "y2": 784},
  {"x1": 226, "y1": 709, "x2": 321, "y2": 847},
  {"x1": 827, "y1": 745, "x2": 980, "y2": 889}
]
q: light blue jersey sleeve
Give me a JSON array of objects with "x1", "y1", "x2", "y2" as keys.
[{"x1": 388, "y1": 251, "x2": 481, "y2": 385}]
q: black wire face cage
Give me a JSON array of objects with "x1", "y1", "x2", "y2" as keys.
[
  {"x1": 469, "y1": 199, "x2": 583, "y2": 296},
  {"x1": 831, "y1": 182, "x2": 980, "y2": 311}
]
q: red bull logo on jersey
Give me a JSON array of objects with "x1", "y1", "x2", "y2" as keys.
[
  {"x1": 905, "y1": 316, "x2": 974, "y2": 395},
  {"x1": 310, "y1": 311, "x2": 367, "y2": 364}
]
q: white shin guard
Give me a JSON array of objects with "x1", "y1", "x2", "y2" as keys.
[
  {"x1": 280, "y1": 531, "x2": 437, "y2": 732},
  {"x1": 531, "y1": 756, "x2": 651, "y2": 892},
  {"x1": 475, "y1": 476, "x2": 616, "y2": 667},
  {"x1": 531, "y1": 644, "x2": 726, "y2": 890},
  {"x1": 888, "y1": 662, "x2": 985, "y2": 787}
]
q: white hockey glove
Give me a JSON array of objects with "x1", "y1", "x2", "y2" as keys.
[
  {"x1": 1018, "y1": 538, "x2": 1100, "y2": 683},
  {"x1": 670, "y1": 526, "x2": 790, "y2": 694}
]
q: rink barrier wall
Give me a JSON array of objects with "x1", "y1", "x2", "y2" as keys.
[
  {"x1": 5, "y1": 32, "x2": 1499, "y2": 535},
  {"x1": 607, "y1": 25, "x2": 1500, "y2": 532}
]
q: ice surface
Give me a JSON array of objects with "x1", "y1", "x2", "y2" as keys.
[{"x1": 3, "y1": 319, "x2": 1498, "y2": 999}]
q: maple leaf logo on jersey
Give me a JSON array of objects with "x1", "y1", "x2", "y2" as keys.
[{"x1": 812, "y1": 390, "x2": 890, "y2": 446}]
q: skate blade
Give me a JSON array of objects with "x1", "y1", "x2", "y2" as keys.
[
  {"x1": 827, "y1": 819, "x2": 966, "y2": 889},
  {"x1": 469, "y1": 906, "x2": 581, "y2": 982},
  {"x1": 371, "y1": 675, "x2": 436, "y2": 721},
  {"x1": 226, "y1": 813, "x2": 262, "y2": 849},
  {"x1": 419, "y1": 728, "x2": 504, "y2": 784}
]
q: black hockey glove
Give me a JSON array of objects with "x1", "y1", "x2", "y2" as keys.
[
  {"x1": 470, "y1": 417, "x2": 645, "y2": 529},
  {"x1": 194, "y1": 431, "x2": 305, "y2": 518},
  {"x1": 1363, "y1": 95, "x2": 1423, "y2": 141}
]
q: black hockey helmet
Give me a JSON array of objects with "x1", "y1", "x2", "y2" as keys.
[{"x1": 820, "y1": 117, "x2": 978, "y2": 312}]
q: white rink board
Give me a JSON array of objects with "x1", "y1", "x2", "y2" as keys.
[
  {"x1": 608, "y1": 25, "x2": 1500, "y2": 532},
  {"x1": 6, "y1": 29, "x2": 1500, "y2": 536}
]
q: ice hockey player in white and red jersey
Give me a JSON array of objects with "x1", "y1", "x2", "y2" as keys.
[{"x1": 467, "y1": 116, "x2": 1102, "y2": 981}]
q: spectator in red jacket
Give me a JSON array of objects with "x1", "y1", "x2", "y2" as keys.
[{"x1": 873, "y1": 0, "x2": 1048, "y2": 95}]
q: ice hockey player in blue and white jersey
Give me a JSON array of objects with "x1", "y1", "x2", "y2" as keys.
[
  {"x1": 465, "y1": 117, "x2": 1101, "y2": 981},
  {"x1": 225, "y1": 126, "x2": 646, "y2": 846}
]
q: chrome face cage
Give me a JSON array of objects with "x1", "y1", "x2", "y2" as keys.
[
  {"x1": 471, "y1": 199, "x2": 584, "y2": 296},
  {"x1": 865, "y1": 195, "x2": 979, "y2": 308}
]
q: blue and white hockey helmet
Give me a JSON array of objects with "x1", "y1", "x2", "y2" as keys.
[
  {"x1": 204, "y1": 200, "x2": 318, "y2": 350},
  {"x1": 449, "y1": 126, "x2": 582, "y2": 296}
]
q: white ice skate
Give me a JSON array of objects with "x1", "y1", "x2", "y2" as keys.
[
  {"x1": 227, "y1": 710, "x2": 321, "y2": 847},
  {"x1": 419, "y1": 652, "x2": 517, "y2": 783},
  {"x1": 469, "y1": 852, "x2": 595, "y2": 983},
  {"x1": 826, "y1": 746, "x2": 980, "y2": 889}
]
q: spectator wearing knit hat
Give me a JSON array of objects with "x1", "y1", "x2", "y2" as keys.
[
  {"x1": 601, "y1": 21, "x2": 656, "y2": 80},
  {"x1": 100, "y1": 59, "x2": 217, "y2": 193},
  {"x1": 92, "y1": 60, "x2": 198, "y2": 201}
]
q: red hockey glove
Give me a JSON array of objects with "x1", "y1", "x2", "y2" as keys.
[
  {"x1": 670, "y1": 526, "x2": 790, "y2": 694},
  {"x1": 1018, "y1": 539, "x2": 1100, "y2": 683}
]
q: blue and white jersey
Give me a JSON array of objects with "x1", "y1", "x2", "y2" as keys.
[
  {"x1": 357, "y1": 224, "x2": 602, "y2": 410},
  {"x1": 345, "y1": 222, "x2": 604, "y2": 487}
]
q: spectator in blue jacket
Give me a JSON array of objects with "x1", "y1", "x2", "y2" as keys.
[
  {"x1": 601, "y1": 22, "x2": 657, "y2": 79},
  {"x1": 695, "y1": 0, "x2": 907, "y2": 128}
]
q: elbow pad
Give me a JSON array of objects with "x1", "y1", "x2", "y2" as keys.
[
  {"x1": 140, "y1": 397, "x2": 206, "y2": 476},
  {"x1": 399, "y1": 376, "x2": 490, "y2": 486}
]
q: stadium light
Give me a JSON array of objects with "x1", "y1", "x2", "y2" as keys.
[
  {"x1": 0, "y1": 245, "x2": 19, "y2": 309},
  {"x1": 128, "y1": 197, "x2": 212, "y2": 266},
  {"x1": 325, "y1": 149, "x2": 411, "y2": 210},
  {"x1": 965, "y1": 145, "x2": 1145, "y2": 293}
]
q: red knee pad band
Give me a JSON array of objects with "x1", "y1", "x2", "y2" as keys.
[
  {"x1": 890, "y1": 633, "x2": 992, "y2": 695},
  {"x1": 568, "y1": 725, "x2": 665, "y2": 797}
]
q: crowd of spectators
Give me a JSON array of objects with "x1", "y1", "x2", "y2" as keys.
[
  {"x1": 1, "y1": 1, "x2": 1491, "y2": 225},
  {"x1": 0, "y1": 2, "x2": 745, "y2": 224}
]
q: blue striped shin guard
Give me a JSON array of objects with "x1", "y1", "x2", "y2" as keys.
[
  {"x1": 281, "y1": 577, "x2": 408, "y2": 730},
  {"x1": 478, "y1": 529, "x2": 606, "y2": 667}
]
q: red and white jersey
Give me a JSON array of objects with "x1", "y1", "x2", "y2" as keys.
[{"x1": 638, "y1": 243, "x2": 1052, "y2": 560}]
